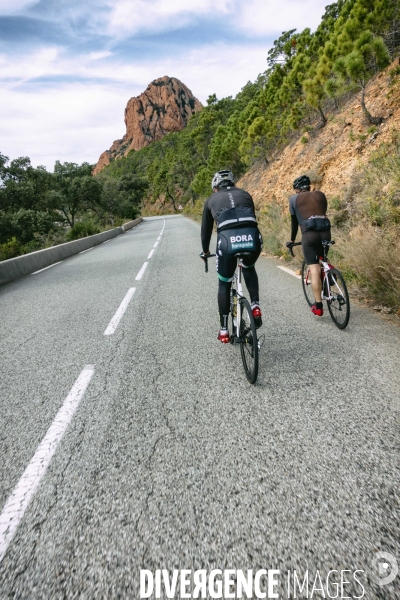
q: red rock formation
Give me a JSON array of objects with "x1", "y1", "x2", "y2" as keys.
[{"x1": 93, "y1": 76, "x2": 202, "y2": 174}]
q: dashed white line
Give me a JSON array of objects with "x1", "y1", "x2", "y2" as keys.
[
  {"x1": 31, "y1": 262, "x2": 62, "y2": 274},
  {"x1": 147, "y1": 249, "x2": 155, "y2": 259},
  {"x1": 277, "y1": 266, "x2": 302, "y2": 280},
  {"x1": 104, "y1": 287, "x2": 136, "y2": 335},
  {"x1": 0, "y1": 365, "x2": 95, "y2": 564},
  {"x1": 135, "y1": 262, "x2": 148, "y2": 281},
  {"x1": 103, "y1": 239, "x2": 111, "y2": 244},
  {"x1": 79, "y1": 247, "x2": 94, "y2": 254},
  {"x1": 153, "y1": 241, "x2": 159, "y2": 248}
]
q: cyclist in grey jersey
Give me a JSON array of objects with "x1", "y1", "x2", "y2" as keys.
[{"x1": 201, "y1": 170, "x2": 263, "y2": 343}]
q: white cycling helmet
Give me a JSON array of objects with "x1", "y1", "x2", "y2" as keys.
[{"x1": 211, "y1": 169, "x2": 234, "y2": 190}]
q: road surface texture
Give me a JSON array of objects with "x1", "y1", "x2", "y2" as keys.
[{"x1": 0, "y1": 215, "x2": 399, "y2": 599}]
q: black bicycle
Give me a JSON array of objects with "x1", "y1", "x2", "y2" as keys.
[
  {"x1": 287, "y1": 241, "x2": 350, "y2": 329},
  {"x1": 201, "y1": 252, "x2": 260, "y2": 384}
]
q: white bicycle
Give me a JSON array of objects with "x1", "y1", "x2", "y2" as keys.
[{"x1": 201, "y1": 252, "x2": 261, "y2": 384}]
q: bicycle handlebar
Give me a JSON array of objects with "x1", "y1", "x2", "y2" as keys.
[
  {"x1": 286, "y1": 240, "x2": 335, "y2": 257},
  {"x1": 199, "y1": 252, "x2": 216, "y2": 273},
  {"x1": 286, "y1": 241, "x2": 301, "y2": 257}
]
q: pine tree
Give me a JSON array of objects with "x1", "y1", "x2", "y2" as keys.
[{"x1": 333, "y1": 30, "x2": 390, "y2": 123}]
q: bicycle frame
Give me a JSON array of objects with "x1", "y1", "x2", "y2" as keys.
[
  {"x1": 302, "y1": 255, "x2": 346, "y2": 305},
  {"x1": 231, "y1": 258, "x2": 245, "y2": 339}
]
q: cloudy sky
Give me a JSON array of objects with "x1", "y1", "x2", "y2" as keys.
[{"x1": 0, "y1": 0, "x2": 329, "y2": 171}]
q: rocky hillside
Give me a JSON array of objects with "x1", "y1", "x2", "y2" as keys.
[
  {"x1": 236, "y1": 60, "x2": 400, "y2": 317},
  {"x1": 239, "y1": 60, "x2": 400, "y2": 210},
  {"x1": 94, "y1": 76, "x2": 202, "y2": 174}
]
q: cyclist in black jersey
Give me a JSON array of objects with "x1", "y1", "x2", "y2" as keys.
[
  {"x1": 201, "y1": 170, "x2": 263, "y2": 343},
  {"x1": 288, "y1": 175, "x2": 331, "y2": 317}
]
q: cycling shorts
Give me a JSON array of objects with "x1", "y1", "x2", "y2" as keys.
[
  {"x1": 302, "y1": 230, "x2": 331, "y2": 265},
  {"x1": 215, "y1": 226, "x2": 262, "y2": 281}
]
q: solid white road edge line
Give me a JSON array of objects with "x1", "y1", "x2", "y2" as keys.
[
  {"x1": 147, "y1": 249, "x2": 155, "y2": 259},
  {"x1": 104, "y1": 288, "x2": 136, "y2": 335},
  {"x1": 31, "y1": 262, "x2": 62, "y2": 274},
  {"x1": 79, "y1": 248, "x2": 94, "y2": 254},
  {"x1": 135, "y1": 262, "x2": 148, "y2": 281},
  {"x1": 103, "y1": 239, "x2": 111, "y2": 243},
  {"x1": 0, "y1": 365, "x2": 95, "y2": 564},
  {"x1": 277, "y1": 266, "x2": 302, "y2": 280}
]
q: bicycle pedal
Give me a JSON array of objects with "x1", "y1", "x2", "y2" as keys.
[{"x1": 257, "y1": 334, "x2": 265, "y2": 350}]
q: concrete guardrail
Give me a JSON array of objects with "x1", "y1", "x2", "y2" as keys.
[{"x1": 0, "y1": 217, "x2": 143, "y2": 286}]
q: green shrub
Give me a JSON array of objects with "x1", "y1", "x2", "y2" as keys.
[
  {"x1": 66, "y1": 221, "x2": 100, "y2": 241},
  {"x1": 0, "y1": 237, "x2": 22, "y2": 261},
  {"x1": 330, "y1": 196, "x2": 343, "y2": 210}
]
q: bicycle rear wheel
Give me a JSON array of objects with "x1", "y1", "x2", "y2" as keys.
[
  {"x1": 301, "y1": 260, "x2": 314, "y2": 307},
  {"x1": 326, "y1": 268, "x2": 350, "y2": 329},
  {"x1": 239, "y1": 297, "x2": 258, "y2": 384}
]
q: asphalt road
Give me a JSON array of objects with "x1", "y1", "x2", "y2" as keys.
[{"x1": 0, "y1": 215, "x2": 399, "y2": 599}]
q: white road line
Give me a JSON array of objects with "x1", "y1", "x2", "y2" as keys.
[
  {"x1": 103, "y1": 239, "x2": 111, "y2": 244},
  {"x1": 0, "y1": 365, "x2": 95, "y2": 564},
  {"x1": 153, "y1": 241, "x2": 158, "y2": 248},
  {"x1": 31, "y1": 262, "x2": 62, "y2": 274},
  {"x1": 157, "y1": 236, "x2": 161, "y2": 241},
  {"x1": 79, "y1": 247, "x2": 94, "y2": 254},
  {"x1": 147, "y1": 249, "x2": 155, "y2": 259},
  {"x1": 104, "y1": 287, "x2": 136, "y2": 335},
  {"x1": 135, "y1": 262, "x2": 148, "y2": 281},
  {"x1": 277, "y1": 265, "x2": 302, "y2": 280}
]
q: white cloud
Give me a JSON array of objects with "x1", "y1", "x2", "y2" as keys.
[
  {"x1": 0, "y1": 0, "x2": 39, "y2": 15},
  {"x1": 88, "y1": 51, "x2": 113, "y2": 61},
  {"x1": 234, "y1": 0, "x2": 329, "y2": 36},
  {"x1": 0, "y1": 83, "x2": 130, "y2": 170},
  {"x1": 106, "y1": 0, "x2": 232, "y2": 37},
  {"x1": 0, "y1": 48, "x2": 61, "y2": 83}
]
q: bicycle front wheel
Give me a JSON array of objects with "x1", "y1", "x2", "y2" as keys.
[
  {"x1": 326, "y1": 268, "x2": 350, "y2": 329},
  {"x1": 301, "y1": 260, "x2": 314, "y2": 307},
  {"x1": 239, "y1": 298, "x2": 258, "y2": 384}
]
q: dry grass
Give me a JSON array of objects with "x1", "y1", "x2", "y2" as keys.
[
  {"x1": 257, "y1": 203, "x2": 293, "y2": 259},
  {"x1": 337, "y1": 225, "x2": 400, "y2": 310}
]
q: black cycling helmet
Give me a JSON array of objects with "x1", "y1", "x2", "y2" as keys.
[
  {"x1": 211, "y1": 169, "x2": 234, "y2": 190},
  {"x1": 293, "y1": 175, "x2": 311, "y2": 190}
]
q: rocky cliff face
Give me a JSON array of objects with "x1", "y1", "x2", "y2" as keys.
[{"x1": 93, "y1": 76, "x2": 202, "y2": 174}]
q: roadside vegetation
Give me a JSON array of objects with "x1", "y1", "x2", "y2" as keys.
[{"x1": 0, "y1": 156, "x2": 147, "y2": 260}]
